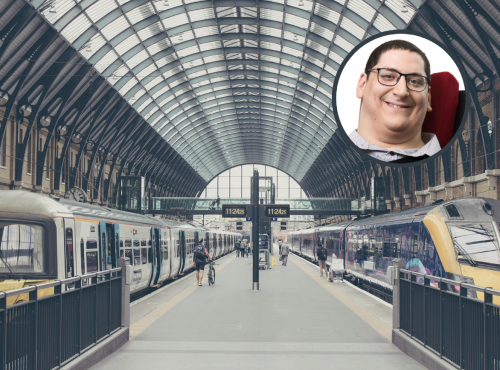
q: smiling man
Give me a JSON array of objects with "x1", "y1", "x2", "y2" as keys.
[{"x1": 349, "y1": 39, "x2": 441, "y2": 163}]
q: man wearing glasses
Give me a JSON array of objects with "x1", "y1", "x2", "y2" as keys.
[{"x1": 349, "y1": 40, "x2": 440, "y2": 163}]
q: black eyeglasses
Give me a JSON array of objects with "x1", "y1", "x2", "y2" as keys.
[{"x1": 365, "y1": 68, "x2": 430, "y2": 92}]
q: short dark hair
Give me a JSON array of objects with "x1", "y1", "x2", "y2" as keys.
[
  {"x1": 199, "y1": 239, "x2": 203, "y2": 244},
  {"x1": 365, "y1": 39, "x2": 431, "y2": 80},
  {"x1": 318, "y1": 242, "x2": 323, "y2": 247}
]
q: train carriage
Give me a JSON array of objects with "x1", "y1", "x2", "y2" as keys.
[
  {"x1": 0, "y1": 191, "x2": 240, "y2": 305},
  {"x1": 287, "y1": 198, "x2": 500, "y2": 304}
]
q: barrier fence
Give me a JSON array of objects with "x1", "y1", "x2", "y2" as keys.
[
  {"x1": 0, "y1": 268, "x2": 123, "y2": 370},
  {"x1": 399, "y1": 269, "x2": 500, "y2": 370}
]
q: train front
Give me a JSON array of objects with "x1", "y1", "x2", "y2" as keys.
[
  {"x1": 425, "y1": 198, "x2": 500, "y2": 301},
  {"x1": 0, "y1": 191, "x2": 68, "y2": 305}
]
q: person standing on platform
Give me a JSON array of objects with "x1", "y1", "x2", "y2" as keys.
[
  {"x1": 317, "y1": 242, "x2": 328, "y2": 277},
  {"x1": 280, "y1": 243, "x2": 289, "y2": 266},
  {"x1": 193, "y1": 239, "x2": 210, "y2": 286},
  {"x1": 235, "y1": 239, "x2": 241, "y2": 257},
  {"x1": 278, "y1": 239, "x2": 283, "y2": 254}
]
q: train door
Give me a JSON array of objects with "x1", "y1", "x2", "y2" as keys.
[
  {"x1": 179, "y1": 230, "x2": 186, "y2": 274},
  {"x1": 98, "y1": 222, "x2": 108, "y2": 271},
  {"x1": 112, "y1": 224, "x2": 120, "y2": 268},
  {"x1": 150, "y1": 227, "x2": 162, "y2": 286},
  {"x1": 63, "y1": 219, "x2": 75, "y2": 288}
]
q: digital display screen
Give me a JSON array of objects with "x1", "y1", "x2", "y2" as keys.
[
  {"x1": 264, "y1": 205, "x2": 290, "y2": 218},
  {"x1": 222, "y1": 205, "x2": 247, "y2": 218}
]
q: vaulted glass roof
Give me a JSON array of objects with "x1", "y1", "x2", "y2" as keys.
[{"x1": 32, "y1": 0, "x2": 417, "y2": 181}]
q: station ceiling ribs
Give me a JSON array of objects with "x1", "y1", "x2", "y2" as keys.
[{"x1": 3, "y1": 0, "x2": 419, "y2": 193}]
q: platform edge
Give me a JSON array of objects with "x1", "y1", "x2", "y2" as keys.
[
  {"x1": 60, "y1": 327, "x2": 129, "y2": 370},
  {"x1": 392, "y1": 329, "x2": 456, "y2": 370}
]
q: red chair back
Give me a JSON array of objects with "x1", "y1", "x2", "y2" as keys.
[{"x1": 421, "y1": 71, "x2": 460, "y2": 148}]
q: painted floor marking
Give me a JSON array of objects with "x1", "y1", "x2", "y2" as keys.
[
  {"x1": 290, "y1": 255, "x2": 392, "y2": 341},
  {"x1": 129, "y1": 254, "x2": 236, "y2": 341}
]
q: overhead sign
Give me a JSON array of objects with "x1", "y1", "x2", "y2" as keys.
[
  {"x1": 264, "y1": 204, "x2": 290, "y2": 218},
  {"x1": 222, "y1": 204, "x2": 247, "y2": 218},
  {"x1": 271, "y1": 218, "x2": 278, "y2": 222},
  {"x1": 246, "y1": 217, "x2": 252, "y2": 222}
]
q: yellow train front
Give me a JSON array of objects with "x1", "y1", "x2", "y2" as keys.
[{"x1": 342, "y1": 197, "x2": 500, "y2": 304}]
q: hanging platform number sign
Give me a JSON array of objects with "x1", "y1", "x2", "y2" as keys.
[{"x1": 264, "y1": 205, "x2": 290, "y2": 218}]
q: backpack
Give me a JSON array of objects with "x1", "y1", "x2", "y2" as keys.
[
  {"x1": 317, "y1": 247, "x2": 326, "y2": 260},
  {"x1": 195, "y1": 245, "x2": 206, "y2": 262}
]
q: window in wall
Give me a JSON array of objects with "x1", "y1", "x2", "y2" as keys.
[
  {"x1": 0, "y1": 133, "x2": 6, "y2": 167},
  {"x1": 26, "y1": 135, "x2": 32, "y2": 175}
]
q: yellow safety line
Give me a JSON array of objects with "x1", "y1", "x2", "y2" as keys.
[
  {"x1": 290, "y1": 255, "x2": 392, "y2": 341},
  {"x1": 129, "y1": 254, "x2": 236, "y2": 340}
]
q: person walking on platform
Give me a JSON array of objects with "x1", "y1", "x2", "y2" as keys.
[
  {"x1": 317, "y1": 242, "x2": 328, "y2": 277},
  {"x1": 280, "y1": 243, "x2": 289, "y2": 266},
  {"x1": 278, "y1": 239, "x2": 283, "y2": 254},
  {"x1": 235, "y1": 239, "x2": 241, "y2": 257},
  {"x1": 193, "y1": 239, "x2": 210, "y2": 286}
]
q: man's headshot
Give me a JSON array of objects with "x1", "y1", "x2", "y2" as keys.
[
  {"x1": 334, "y1": 33, "x2": 466, "y2": 165},
  {"x1": 350, "y1": 40, "x2": 438, "y2": 163}
]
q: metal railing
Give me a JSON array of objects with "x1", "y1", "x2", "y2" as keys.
[
  {"x1": 398, "y1": 269, "x2": 500, "y2": 370},
  {"x1": 0, "y1": 268, "x2": 123, "y2": 370}
]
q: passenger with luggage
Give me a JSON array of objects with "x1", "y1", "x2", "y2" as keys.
[
  {"x1": 235, "y1": 239, "x2": 241, "y2": 257},
  {"x1": 317, "y1": 242, "x2": 328, "y2": 277},
  {"x1": 280, "y1": 243, "x2": 289, "y2": 266},
  {"x1": 193, "y1": 239, "x2": 210, "y2": 286}
]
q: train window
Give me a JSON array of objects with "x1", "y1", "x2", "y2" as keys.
[
  {"x1": 141, "y1": 239, "x2": 146, "y2": 247},
  {"x1": 125, "y1": 249, "x2": 132, "y2": 263},
  {"x1": 134, "y1": 249, "x2": 140, "y2": 265},
  {"x1": 65, "y1": 228, "x2": 74, "y2": 278},
  {"x1": 86, "y1": 251, "x2": 98, "y2": 273},
  {"x1": 125, "y1": 239, "x2": 131, "y2": 248},
  {"x1": 423, "y1": 234, "x2": 427, "y2": 255},
  {"x1": 163, "y1": 241, "x2": 168, "y2": 260},
  {"x1": 133, "y1": 240, "x2": 140, "y2": 248},
  {"x1": 148, "y1": 239, "x2": 151, "y2": 246},
  {"x1": 120, "y1": 238, "x2": 124, "y2": 257},
  {"x1": 176, "y1": 240, "x2": 179, "y2": 257},
  {"x1": 412, "y1": 235, "x2": 418, "y2": 258},
  {"x1": 141, "y1": 248, "x2": 147, "y2": 264},
  {"x1": 86, "y1": 238, "x2": 97, "y2": 249},
  {"x1": 148, "y1": 248, "x2": 152, "y2": 263},
  {"x1": 445, "y1": 204, "x2": 461, "y2": 218},
  {"x1": 80, "y1": 239, "x2": 85, "y2": 275},
  {"x1": 448, "y1": 222, "x2": 500, "y2": 264},
  {"x1": 383, "y1": 237, "x2": 392, "y2": 258}
]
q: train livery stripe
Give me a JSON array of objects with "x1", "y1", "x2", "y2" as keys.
[
  {"x1": 291, "y1": 255, "x2": 392, "y2": 341},
  {"x1": 423, "y1": 210, "x2": 462, "y2": 276},
  {"x1": 129, "y1": 254, "x2": 236, "y2": 341}
]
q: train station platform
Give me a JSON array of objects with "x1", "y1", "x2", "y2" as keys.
[{"x1": 91, "y1": 249, "x2": 426, "y2": 370}]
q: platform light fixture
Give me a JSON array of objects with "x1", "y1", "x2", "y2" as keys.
[
  {"x1": 164, "y1": 0, "x2": 169, "y2": 6},
  {"x1": 86, "y1": 44, "x2": 91, "y2": 53},
  {"x1": 298, "y1": 0, "x2": 304, "y2": 6},
  {"x1": 49, "y1": 3, "x2": 56, "y2": 13},
  {"x1": 293, "y1": 34, "x2": 298, "y2": 42},
  {"x1": 401, "y1": 0, "x2": 408, "y2": 12},
  {"x1": 179, "y1": 33, "x2": 183, "y2": 41}
]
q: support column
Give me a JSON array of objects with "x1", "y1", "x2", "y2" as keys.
[{"x1": 252, "y1": 170, "x2": 259, "y2": 291}]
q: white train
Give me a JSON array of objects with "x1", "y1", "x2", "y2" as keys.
[{"x1": 0, "y1": 191, "x2": 240, "y2": 303}]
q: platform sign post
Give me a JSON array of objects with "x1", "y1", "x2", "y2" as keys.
[{"x1": 252, "y1": 170, "x2": 259, "y2": 291}]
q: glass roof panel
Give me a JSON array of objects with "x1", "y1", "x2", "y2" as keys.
[{"x1": 36, "y1": 0, "x2": 412, "y2": 181}]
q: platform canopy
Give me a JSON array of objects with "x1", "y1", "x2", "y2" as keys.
[{"x1": 29, "y1": 0, "x2": 417, "y2": 181}]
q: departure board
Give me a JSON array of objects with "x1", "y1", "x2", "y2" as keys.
[
  {"x1": 264, "y1": 205, "x2": 290, "y2": 218},
  {"x1": 222, "y1": 205, "x2": 247, "y2": 218}
]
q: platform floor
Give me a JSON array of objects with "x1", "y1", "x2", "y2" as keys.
[{"x1": 91, "y1": 249, "x2": 426, "y2": 370}]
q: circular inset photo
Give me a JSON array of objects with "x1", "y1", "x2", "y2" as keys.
[{"x1": 333, "y1": 31, "x2": 469, "y2": 166}]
